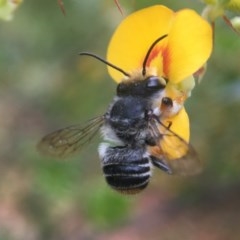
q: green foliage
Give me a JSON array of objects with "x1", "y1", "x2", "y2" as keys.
[
  {"x1": 82, "y1": 181, "x2": 132, "y2": 228},
  {"x1": 0, "y1": 0, "x2": 240, "y2": 239}
]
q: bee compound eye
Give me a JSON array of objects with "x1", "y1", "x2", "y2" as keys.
[
  {"x1": 117, "y1": 82, "x2": 128, "y2": 95},
  {"x1": 146, "y1": 76, "x2": 165, "y2": 90}
]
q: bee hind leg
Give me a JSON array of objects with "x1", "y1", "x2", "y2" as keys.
[{"x1": 150, "y1": 156, "x2": 172, "y2": 174}]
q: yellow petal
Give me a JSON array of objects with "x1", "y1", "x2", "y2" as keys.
[
  {"x1": 107, "y1": 5, "x2": 174, "y2": 83},
  {"x1": 162, "y1": 107, "x2": 190, "y2": 142},
  {"x1": 164, "y1": 9, "x2": 213, "y2": 83},
  {"x1": 149, "y1": 107, "x2": 190, "y2": 162}
]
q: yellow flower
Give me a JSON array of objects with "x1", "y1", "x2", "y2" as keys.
[
  {"x1": 107, "y1": 5, "x2": 212, "y2": 85},
  {"x1": 106, "y1": 5, "x2": 212, "y2": 144},
  {"x1": 150, "y1": 107, "x2": 190, "y2": 157},
  {"x1": 162, "y1": 107, "x2": 190, "y2": 142}
]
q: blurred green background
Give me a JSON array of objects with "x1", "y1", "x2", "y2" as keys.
[{"x1": 0, "y1": 0, "x2": 240, "y2": 239}]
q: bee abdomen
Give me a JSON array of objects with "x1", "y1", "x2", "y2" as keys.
[
  {"x1": 103, "y1": 163, "x2": 150, "y2": 175},
  {"x1": 99, "y1": 143, "x2": 152, "y2": 194},
  {"x1": 105, "y1": 174, "x2": 150, "y2": 194},
  {"x1": 103, "y1": 161, "x2": 151, "y2": 194}
]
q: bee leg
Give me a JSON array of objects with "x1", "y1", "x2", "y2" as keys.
[
  {"x1": 166, "y1": 121, "x2": 172, "y2": 129},
  {"x1": 145, "y1": 136, "x2": 157, "y2": 146},
  {"x1": 150, "y1": 156, "x2": 172, "y2": 174}
]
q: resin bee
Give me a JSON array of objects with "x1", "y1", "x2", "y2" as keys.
[{"x1": 38, "y1": 35, "x2": 202, "y2": 194}]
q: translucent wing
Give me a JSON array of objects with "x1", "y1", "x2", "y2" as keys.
[
  {"x1": 37, "y1": 116, "x2": 105, "y2": 158},
  {"x1": 149, "y1": 119, "x2": 203, "y2": 176}
]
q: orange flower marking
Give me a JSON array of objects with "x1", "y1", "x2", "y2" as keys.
[{"x1": 162, "y1": 46, "x2": 170, "y2": 78}]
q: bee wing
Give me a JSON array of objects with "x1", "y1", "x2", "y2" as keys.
[
  {"x1": 149, "y1": 120, "x2": 203, "y2": 176},
  {"x1": 37, "y1": 116, "x2": 105, "y2": 158}
]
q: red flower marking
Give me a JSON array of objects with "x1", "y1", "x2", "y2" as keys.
[
  {"x1": 162, "y1": 46, "x2": 170, "y2": 77},
  {"x1": 146, "y1": 46, "x2": 162, "y2": 67}
]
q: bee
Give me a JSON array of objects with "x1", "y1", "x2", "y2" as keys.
[{"x1": 38, "y1": 35, "x2": 202, "y2": 194}]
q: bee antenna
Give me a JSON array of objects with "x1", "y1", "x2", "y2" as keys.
[
  {"x1": 79, "y1": 52, "x2": 131, "y2": 77},
  {"x1": 142, "y1": 34, "x2": 168, "y2": 76}
]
